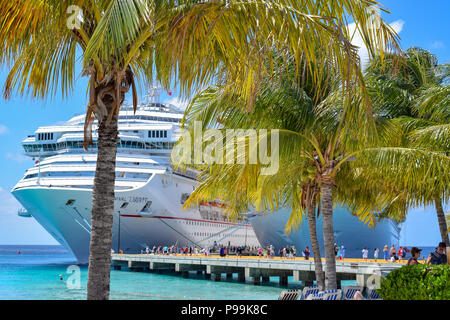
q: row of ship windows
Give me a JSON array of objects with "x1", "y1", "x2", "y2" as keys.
[
  {"x1": 35, "y1": 130, "x2": 169, "y2": 142},
  {"x1": 178, "y1": 220, "x2": 247, "y2": 228},
  {"x1": 23, "y1": 172, "x2": 151, "y2": 180},
  {"x1": 73, "y1": 115, "x2": 180, "y2": 125},
  {"x1": 192, "y1": 232, "x2": 255, "y2": 238},
  {"x1": 37, "y1": 133, "x2": 54, "y2": 141},
  {"x1": 118, "y1": 115, "x2": 180, "y2": 123},
  {"x1": 15, "y1": 185, "x2": 132, "y2": 190},
  {"x1": 148, "y1": 130, "x2": 168, "y2": 138},
  {"x1": 23, "y1": 140, "x2": 176, "y2": 152},
  {"x1": 36, "y1": 161, "x2": 160, "y2": 167}
]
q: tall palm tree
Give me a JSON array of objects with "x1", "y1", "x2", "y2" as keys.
[
  {"x1": 175, "y1": 52, "x2": 367, "y2": 290},
  {"x1": 363, "y1": 47, "x2": 450, "y2": 246},
  {"x1": 177, "y1": 78, "x2": 328, "y2": 289},
  {"x1": 0, "y1": 0, "x2": 401, "y2": 298}
]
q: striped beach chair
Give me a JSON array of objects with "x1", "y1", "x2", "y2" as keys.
[
  {"x1": 342, "y1": 286, "x2": 364, "y2": 300},
  {"x1": 278, "y1": 289, "x2": 301, "y2": 300},
  {"x1": 301, "y1": 286, "x2": 319, "y2": 300},
  {"x1": 305, "y1": 293, "x2": 323, "y2": 300},
  {"x1": 305, "y1": 289, "x2": 341, "y2": 300},
  {"x1": 366, "y1": 288, "x2": 382, "y2": 300},
  {"x1": 322, "y1": 290, "x2": 342, "y2": 300}
]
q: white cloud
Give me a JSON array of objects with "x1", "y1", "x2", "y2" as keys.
[
  {"x1": 0, "y1": 125, "x2": 8, "y2": 134},
  {"x1": 164, "y1": 96, "x2": 190, "y2": 111},
  {"x1": 348, "y1": 19, "x2": 405, "y2": 69},
  {"x1": 431, "y1": 41, "x2": 445, "y2": 49},
  {"x1": 5, "y1": 152, "x2": 29, "y2": 163}
]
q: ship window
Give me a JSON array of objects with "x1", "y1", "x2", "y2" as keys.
[
  {"x1": 156, "y1": 131, "x2": 159, "y2": 138},
  {"x1": 142, "y1": 201, "x2": 152, "y2": 213},
  {"x1": 152, "y1": 131, "x2": 155, "y2": 138},
  {"x1": 180, "y1": 193, "x2": 190, "y2": 205},
  {"x1": 164, "y1": 131, "x2": 167, "y2": 138}
]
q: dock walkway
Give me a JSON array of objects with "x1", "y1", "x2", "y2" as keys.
[{"x1": 111, "y1": 254, "x2": 406, "y2": 288}]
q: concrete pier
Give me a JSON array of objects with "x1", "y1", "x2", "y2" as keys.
[{"x1": 111, "y1": 254, "x2": 403, "y2": 289}]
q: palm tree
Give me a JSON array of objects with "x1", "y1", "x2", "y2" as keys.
[
  {"x1": 0, "y1": 0, "x2": 401, "y2": 298},
  {"x1": 363, "y1": 47, "x2": 450, "y2": 246},
  {"x1": 177, "y1": 79, "x2": 328, "y2": 289},
  {"x1": 175, "y1": 52, "x2": 370, "y2": 290},
  {"x1": 176, "y1": 50, "x2": 450, "y2": 290}
]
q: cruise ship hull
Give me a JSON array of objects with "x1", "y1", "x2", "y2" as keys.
[
  {"x1": 250, "y1": 207, "x2": 401, "y2": 258},
  {"x1": 12, "y1": 172, "x2": 260, "y2": 264}
]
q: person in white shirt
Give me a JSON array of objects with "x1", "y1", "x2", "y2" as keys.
[{"x1": 362, "y1": 247, "x2": 369, "y2": 260}]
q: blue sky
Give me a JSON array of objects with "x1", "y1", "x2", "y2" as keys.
[{"x1": 0, "y1": 0, "x2": 448, "y2": 246}]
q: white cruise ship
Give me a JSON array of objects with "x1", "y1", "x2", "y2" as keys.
[{"x1": 12, "y1": 93, "x2": 260, "y2": 264}]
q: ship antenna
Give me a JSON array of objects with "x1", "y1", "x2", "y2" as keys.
[{"x1": 142, "y1": 84, "x2": 162, "y2": 107}]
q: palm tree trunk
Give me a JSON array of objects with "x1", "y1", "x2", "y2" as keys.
[
  {"x1": 307, "y1": 202, "x2": 325, "y2": 291},
  {"x1": 87, "y1": 107, "x2": 119, "y2": 300},
  {"x1": 320, "y1": 179, "x2": 337, "y2": 290},
  {"x1": 434, "y1": 197, "x2": 450, "y2": 247}
]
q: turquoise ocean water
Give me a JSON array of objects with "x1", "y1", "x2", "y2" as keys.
[
  {"x1": 0, "y1": 245, "x2": 436, "y2": 300},
  {"x1": 0, "y1": 245, "x2": 290, "y2": 300}
]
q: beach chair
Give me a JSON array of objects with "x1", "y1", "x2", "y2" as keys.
[
  {"x1": 305, "y1": 293, "x2": 323, "y2": 300},
  {"x1": 342, "y1": 286, "x2": 364, "y2": 300},
  {"x1": 366, "y1": 288, "x2": 382, "y2": 300},
  {"x1": 301, "y1": 286, "x2": 319, "y2": 300},
  {"x1": 306, "y1": 289, "x2": 342, "y2": 301},
  {"x1": 278, "y1": 289, "x2": 301, "y2": 300},
  {"x1": 322, "y1": 290, "x2": 342, "y2": 300}
]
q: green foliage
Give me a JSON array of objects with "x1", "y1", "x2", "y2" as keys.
[{"x1": 379, "y1": 264, "x2": 450, "y2": 300}]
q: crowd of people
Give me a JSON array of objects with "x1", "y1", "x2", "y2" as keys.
[
  {"x1": 136, "y1": 241, "x2": 448, "y2": 265},
  {"x1": 140, "y1": 244, "x2": 300, "y2": 258}
]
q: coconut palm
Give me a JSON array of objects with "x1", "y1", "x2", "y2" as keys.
[
  {"x1": 176, "y1": 74, "x2": 328, "y2": 289},
  {"x1": 175, "y1": 50, "x2": 450, "y2": 290},
  {"x1": 363, "y1": 47, "x2": 450, "y2": 245},
  {"x1": 0, "y1": 0, "x2": 402, "y2": 298},
  {"x1": 174, "y1": 51, "x2": 369, "y2": 290}
]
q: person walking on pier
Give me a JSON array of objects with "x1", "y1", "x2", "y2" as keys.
[
  {"x1": 340, "y1": 246, "x2": 345, "y2": 261},
  {"x1": 334, "y1": 243, "x2": 339, "y2": 260},
  {"x1": 383, "y1": 245, "x2": 389, "y2": 261},
  {"x1": 270, "y1": 246, "x2": 275, "y2": 259},
  {"x1": 389, "y1": 245, "x2": 397, "y2": 262},
  {"x1": 303, "y1": 247, "x2": 310, "y2": 260},
  {"x1": 373, "y1": 248, "x2": 379, "y2": 262},
  {"x1": 402, "y1": 247, "x2": 408, "y2": 260},
  {"x1": 362, "y1": 247, "x2": 369, "y2": 261},
  {"x1": 398, "y1": 247, "x2": 404, "y2": 261}
]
